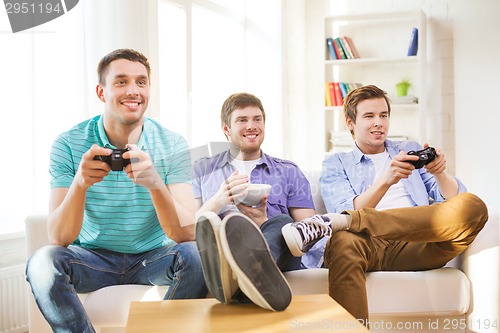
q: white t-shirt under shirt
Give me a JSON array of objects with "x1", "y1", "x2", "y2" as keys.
[
  {"x1": 366, "y1": 150, "x2": 414, "y2": 210},
  {"x1": 230, "y1": 158, "x2": 261, "y2": 177}
]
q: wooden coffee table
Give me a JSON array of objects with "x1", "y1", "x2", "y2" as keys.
[{"x1": 125, "y1": 294, "x2": 368, "y2": 332}]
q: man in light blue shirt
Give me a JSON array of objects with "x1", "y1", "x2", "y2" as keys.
[
  {"x1": 321, "y1": 139, "x2": 467, "y2": 213},
  {"x1": 26, "y1": 49, "x2": 206, "y2": 333},
  {"x1": 300, "y1": 138, "x2": 469, "y2": 269},
  {"x1": 282, "y1": 85, "x2": 488, "y2": 323}
]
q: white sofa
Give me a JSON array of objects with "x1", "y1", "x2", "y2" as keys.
[{"x1": 25, "y1": 172, "x2": 499, "y2": 333}]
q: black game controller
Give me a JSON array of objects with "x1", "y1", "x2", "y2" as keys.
[
  {"x1": 94, "y1": 148, "x2": 131, "y2": 171},
  {"x1": 406, "y1": 147, "x2": 436, "y2": 169}
]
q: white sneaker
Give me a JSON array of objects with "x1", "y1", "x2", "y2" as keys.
[
  {"x1": 220, "y1": 213, "x2": 292, "y2": 311},
  {"x1": 195, "y1": 211, "x2": 239, "y2": 303},
  {"x1": 281, "y1": 214, "x2": 333, "y2": 257}
]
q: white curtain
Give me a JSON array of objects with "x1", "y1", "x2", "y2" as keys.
[
  {"x1": 1, "y1": 4, "x2": 88, "y2": 232},
  {"x1": 0, "y1": 0, "x2": 160, "y2": 232},
  {"x1": 0, "y1": 0, "x2": 282, "y2": 233}
]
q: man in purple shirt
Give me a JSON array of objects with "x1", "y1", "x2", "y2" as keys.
[{"x1": 192, "y1": 92, "x2": 315, "y2": 311}]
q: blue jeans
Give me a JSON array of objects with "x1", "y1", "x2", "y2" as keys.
[
  {"x1": 26, "y1": 242, "x2": 207, "y2": 333},
  {"x1": 261, "y1": 214, "x2": 302, "y2": 272}
]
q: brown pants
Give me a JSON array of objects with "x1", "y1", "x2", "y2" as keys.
[{"x1": 323, "y1": 192, "x2": 488, "y2": 322}]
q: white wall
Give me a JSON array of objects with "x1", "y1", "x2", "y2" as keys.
[
  {"x1": 453, "y1": 7, "x2": 500, "y2": 327},
  {"x1": 282, "y1": 0, "x2": 329, "y2": 171},
  {"x1": 453, "y1": 1, "x2": 500, "y2": 213}
]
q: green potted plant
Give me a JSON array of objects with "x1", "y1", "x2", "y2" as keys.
[{"x1": 395, "y1": 79, "x2": 411, "y2": 97}]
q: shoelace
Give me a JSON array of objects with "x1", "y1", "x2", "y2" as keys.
[{"x1": 296, "y1": 215, "x2": 332, "y2": 244}]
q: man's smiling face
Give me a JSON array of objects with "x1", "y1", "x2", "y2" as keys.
[
  {"x1": 223, "y1": 106, "x2": 265, "y2": 155},
  {"x1": 97, "y1": 58, "x2": 150, "y2": 125}
]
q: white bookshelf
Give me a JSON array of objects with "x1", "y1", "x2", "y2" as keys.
[{"x1": 324, "y1": 10, "x2": 427, "y2": 153}]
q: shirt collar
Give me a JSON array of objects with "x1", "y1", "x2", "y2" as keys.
[
  {"x1": 97, "y1": 115, "x2": 112, "y2": 148},
  {"x1": 352, "y1": 144, "x2": 365, "y2": 164},
  {"x1": 258, "y1": 152, "x2": 271, "y2": 172},
  {"x1": 97, "y1": 115, "x2": 147, "y2": 150},
  {"x1": 215, "y1": 149, "x2": 269, "y2": 171},
  {"x1": 353, "y1": 140, "x2": 394, "y2": 164}
]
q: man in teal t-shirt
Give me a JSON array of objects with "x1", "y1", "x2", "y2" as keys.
[{"x1": 26, "y1": 49, "x2": 207, "y2": 333}]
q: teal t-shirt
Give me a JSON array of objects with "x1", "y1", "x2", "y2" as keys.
[{"x1": 49, "y1": 115, "x2": 191, "y2": 254}]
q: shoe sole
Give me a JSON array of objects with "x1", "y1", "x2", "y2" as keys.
[
  {"x1": 195, "y1": 211, "x2": 238, "y2": 303},
  {"x1": 281, "y1": 224, "x2": 306, "y2": 257},
  {"x1": 220, "y1": 213, "x2": 292, "y2": 311}
]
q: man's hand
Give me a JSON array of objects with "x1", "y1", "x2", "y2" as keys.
[
  {"x1": 212, "y1": 170, "x2": 249, "y2": 208},
  {"x1": 124, "y1": 144, "x2": 164, "y2": 189},
  {"x1": 422, "y1": 144, "x2": 447, "y2": 176},
  {"x1": 383, "y1": 151, "x2": 417, "y2": 186},
  {"x1": 195, "y1": 170, "x2": 248, "y2": 217},
  {"x1": 237, "y1": 197, "x2": 268, "y2": 227},
  {"x1": 75, "y1": 144, "x2": 112, "y2": 189}
]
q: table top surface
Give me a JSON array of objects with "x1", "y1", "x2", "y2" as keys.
[{"x1": 125, "y1": 294, "x2": 368, "y2": 333}]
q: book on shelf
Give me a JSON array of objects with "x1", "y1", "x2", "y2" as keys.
[
  {"x1": 332, "y1": 38, "x2": 348, "y2": 59},
  {"x1": 329, "y1": 82, "x2": 338, "y2": 106},
  {"x1": 340, "y1": 36, "x2": 354, "y2": 59},
  {"x1": 407, "y1": 27, "x2": 418, "y2": 56},
  {"x1": 339, "y1": 82, "x2": 349, "y2": 98},
  {"x1": 343, "y1": 36, "x2": 360, "y2": 58},
  {"x1": 325, "y1": 82, "x2": 333, "y2": 107},
  {"x1": 325, "y1": 82, "x2": 363, "y2": 106},
  {"x1": 333, "y1": 82, "x2": 343, "y2": 106},
  {"x1": 326, "y1": 35, "x2": 360, "y2": 60},
  {"x1": 326, "y1": 37, "x2": 337, "y2": 60}
]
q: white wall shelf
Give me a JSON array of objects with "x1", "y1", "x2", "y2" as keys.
[
  {"x1": 326, "y1": 56, "x2": 418, "y2": 66},
  {"x1": 323, "y1": 10, "x2": 427, "y2": 153}
]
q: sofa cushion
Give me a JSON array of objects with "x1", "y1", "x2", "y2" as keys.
[{"x1": 283, "y1": 267, "x2": 470, "y2": 316}]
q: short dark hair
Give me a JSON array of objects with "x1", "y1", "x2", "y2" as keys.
[
  {"x1": 97, "y1": 49, "x2": 151, "y2": 85},
  {"x1": 343, "y1": 85, "x2": 391, "y2": 136},
  {"x1": 220, "y1": 92, "x2": 266, "y2": 128}
]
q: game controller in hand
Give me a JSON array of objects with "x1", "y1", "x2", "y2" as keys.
[
  {"x1": 94, "y1": 148, "x2": 131, "y2": 171},
  {"x1": 406, "y1": 147, "x2": 436, "y2": 169}
]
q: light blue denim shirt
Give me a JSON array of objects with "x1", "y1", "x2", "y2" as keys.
[{"x1": 301, "y1": 140, "x2": 467, "y2": 268}]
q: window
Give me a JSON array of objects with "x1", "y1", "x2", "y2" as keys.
[
  {"x1": 157, "y1": 0, "x2": 283, "y2": 151},
  {"x1": 0, "y1": 0, "x2": 282, "y2": 233},
  {"x1": 0, "y1": 6, "x2": 87, "y2": 233}
]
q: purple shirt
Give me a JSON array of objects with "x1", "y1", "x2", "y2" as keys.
[{"x1": 192, "y1": 150, "x2": 314, "y2": 218}]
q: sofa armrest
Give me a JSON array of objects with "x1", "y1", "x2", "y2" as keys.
[
  {"x1": 304, "y1": 170, "x2": 326, "y2": 214},
  {"x1": 25, "y1": 214, "x2": 50, "y2": 256},
  {"x1": 461, "y1": 205, "x2": 499, "y2": 332},
  {"x1": 24, "y1": 215, "x2": 52, "y2": 333}
]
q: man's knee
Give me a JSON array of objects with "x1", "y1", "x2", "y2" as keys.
[
  {"x1": 174, "y1": 241, "x2": 202, "y2": 265},
  {"x1": 466, "y1": 192, "x2": 489, "y2": 225},
  {"x1": 26, "y1": 245, "x2": 66, "y2": 292},
  {"x1": 324, "y1": 231, "x2": 371, "y2": 267},
  {"x1": 450, "y1": 192, "x2": 489, "y2": 233}
]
